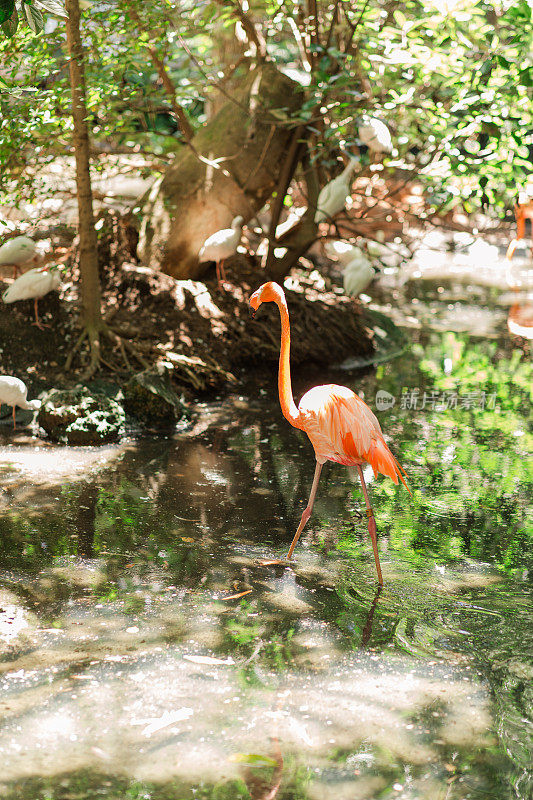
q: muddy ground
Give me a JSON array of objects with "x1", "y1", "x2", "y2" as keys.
[{"x1": 0, "y1": 220, "x2": 375, "y2": 402}]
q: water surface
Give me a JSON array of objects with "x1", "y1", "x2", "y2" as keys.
[{"x1": 0, "y1": 246, "x2": 531, "y2": 800}]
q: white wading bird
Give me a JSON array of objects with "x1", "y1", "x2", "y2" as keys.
[
  {"x1": 0, "y1": 376, "x2": 41, "y2": 430},
  {"x1": 2, "y1": 266, "x2": 61, "y2": 329},
  {"x1": 343, "y1": 248, "x2": 376, "y2": 297},
  {"x1": 358, "y1": 117, "x2": 393, "y2": 154},
  {"x1": 0, "y1": 236, "x2": 38, "y2": 279},
  {"x1": 315, "y1": 157, "x2": 359, "y2": 223},
  {"x1": 324, "y1": 239, "x2": 359, "y2": 265},
  {"x1": 198, "y1": 216, "x2": 244, "y2": 287}
]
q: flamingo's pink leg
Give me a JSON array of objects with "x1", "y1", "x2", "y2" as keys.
[
  {"x1": 12, "y1": 406, "x2": 16, "y2": 430},
  {"x1": 357, "y1": 465, "x2": 384, "y2": 586},
  {"x1": 261, "y1": 462, "x2": 323, "y2": 566},
  {"x1": 286, "y1": 461, "x2": 323, "y2": 559}
]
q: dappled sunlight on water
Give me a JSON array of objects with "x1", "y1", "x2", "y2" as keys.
[{"x1": 0, "y1": 267, "x2": 531, "y2": 799}]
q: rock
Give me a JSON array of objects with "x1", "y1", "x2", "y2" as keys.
[
  {"x1": 38, "y1": 386, "x2": 125, "y2": 444},
  {"x1": 123, "y1": 367, "x2": 186, "y2": 426}
]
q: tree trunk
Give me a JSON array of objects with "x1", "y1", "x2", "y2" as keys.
[
  {"x1": 65, "y1": 0, "x2": 102, "y2": 335},
  {"x1": 138, "y1": 63, "x2": 306, "y2": 279},
  {"x1": 268, "y1": 151, "x2": 320, "y2": 281},
  {"x1": 203, "y1": 18, "x2": 248, "y2": 120}
]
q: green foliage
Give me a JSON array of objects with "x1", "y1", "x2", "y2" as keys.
[
  {"x1": 0, "y1": 0, "x2": 15, "y2": 27},
  {"x1": 338, "y1": 330, "x2": 533, "y2": 575},
  {"x1": 1, "y1": 0, "x2": 531, "y2": 212},
  {"x1": 0, "y1": 772, "x2": 254, "y2": 800},
  {"x1": 1, "y1": 0, "x2": 66, "y2": 37}
]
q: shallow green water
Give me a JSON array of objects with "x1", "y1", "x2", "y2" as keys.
[{"x1": 0, "y1": 271, "x2": 531, "y2": 800}]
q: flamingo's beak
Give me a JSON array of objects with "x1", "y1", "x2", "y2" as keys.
[{"x1": 249, "y1": 306, "x2": 256, "y2": 319}]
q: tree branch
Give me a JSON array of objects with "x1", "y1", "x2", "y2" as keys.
[
  {"x1": 265, "y1": 124, "x2": 307, "y2": 273},
  {"x1": 342, "y1": 0, "x2": 371, "y2": 52},
  {"x1": 325, "y1": 0, "x2": 340, "y2": 51},
  {"x1": 267, "y1": 148, "x2": 320, "y2": 280},
  {"x1": 128, "y1": 5, "x2": 194, "y2": 141},
  {"x1": 217, "y1": 0, "x2": 267, "y2": 59},
  {"x1": 286, "y1": 14, "x2": 312, "y2": 72},
  {"x1": 146, "y1": 47, "x2": 194, "y2": 141}
]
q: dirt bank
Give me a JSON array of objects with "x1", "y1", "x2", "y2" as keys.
[{"x1": 0, "y1": 250, "x2": 375, "y2": 400}]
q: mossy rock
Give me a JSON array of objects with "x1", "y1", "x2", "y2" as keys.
[
  {"x1": 38, "y1": 386, "x2": 125, "y2": 444},
  {"x1": 123, "y1": 368, "x2": 186, "y2": 426}
]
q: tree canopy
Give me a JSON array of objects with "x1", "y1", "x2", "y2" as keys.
[{"x1": 1, "y1": 0, "x2": 531, "y2": 219}]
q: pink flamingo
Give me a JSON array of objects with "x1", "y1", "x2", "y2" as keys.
[{"x1": 249, "y1": 282, "x2": 410, "y2": 585}]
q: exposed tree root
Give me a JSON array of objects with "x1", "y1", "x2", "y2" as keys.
[{"x1": 64, "y1": 321, "x2": 150, "y2": 380}]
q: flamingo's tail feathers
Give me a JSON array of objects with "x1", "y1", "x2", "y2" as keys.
[
  {"x1": 394, "y1": 457, "x2": 412, "y2": 495},
  {"x1": 367, "y1": 439, "x2": 412, "y2": 495}
]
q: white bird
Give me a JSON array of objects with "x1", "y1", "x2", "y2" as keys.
[
  {"x1": 2, "y1": 266, "x2": 61, "y2": 329},
  {"x1": 0, "y1": 236, "x2": 38, "y2": 278},
  {"x1": 343, "y1": 248, "x2": 376, "y2": 297},
  {"x1": 315, "y1": 158, "x2": 358, "y2": 223},
  {"x1": 324, "y1": 239, "x2": 360, "y2": 266},
  {"x1": 358, "y1": 117, "x2": 393, "y2": 154},
  {"x1": 198, "y1": 215, "x2": 244, "y2": 287},
  {"x1": 0, "y1": 376, "x2": 41, "y2": 430}
]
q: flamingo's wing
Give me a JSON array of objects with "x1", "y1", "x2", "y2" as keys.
[{"x1": 299, "y1": 384, "x2": 410, "y2": 490}]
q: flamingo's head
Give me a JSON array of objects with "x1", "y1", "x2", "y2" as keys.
[{"x1": 249, "y1": 281, "x2": 285, "y2": 318}]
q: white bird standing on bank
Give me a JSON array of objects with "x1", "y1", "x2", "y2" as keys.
[
  {"x1": 324, "y1": 239, "x2": 359, "y2": 265},
  {"x1": 358, "y1": 117, "x2": 393, "y2": 154},
  {"x1": 343, "y1": 248, "x2": 376, "y2": 297},
  {"x1": 2, "y1": 266, "x2": 61, "y2": 329},
  {"x1": 315, "y1": 157, "x2": 359, "y2": 223},
  {"x1": 0, "y1": 376, "x2": 41, "y2": 430},
  {"x1": 198, "y1": 216, "x2": 244, "y2": 288},
  {"x1": 0, "y1": 236, "x2": 38, "y2": 279}
]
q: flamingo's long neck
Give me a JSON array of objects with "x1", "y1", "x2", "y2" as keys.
[{"x1": 275, "y1": 296, "x2": 300, "y2": 428}]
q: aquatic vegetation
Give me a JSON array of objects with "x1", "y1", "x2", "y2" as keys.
[{"x1": 339, "y1": 332, "x2": 533, "y2": 575}]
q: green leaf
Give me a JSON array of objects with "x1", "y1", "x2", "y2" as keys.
[
  {"x1": 0, "y1": 74, "x2": 22, "y2": 95},
  {"x1": 228, "y1": 753, "x2": 279, "y2": 768},
  {"x1": 35, "y1": 0, "x2": 68, "y2": 17},
  {"x1": 394, "y1": 10, "x2": 407, "y2": 28},
  {"x1": 1, "y1": 5, "x2": 17, "y2": 35},
  {"x1": 24, "y1": 2, "x2": 45, "y2": 33},
  {"x1": 0, "y1": 0, "x2": 15, "y2": 26},
  {"x1": 519, "y1": 67, "x2": 533, "y2": 87}
]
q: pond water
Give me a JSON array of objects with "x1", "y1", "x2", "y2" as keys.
[{"x1": 0, "y1": 242, "x2": 531, "y2": 800}]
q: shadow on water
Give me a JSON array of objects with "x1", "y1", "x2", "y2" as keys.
[{"x1": 0, "y1": 270, "x2": 531, "y2": 799}]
